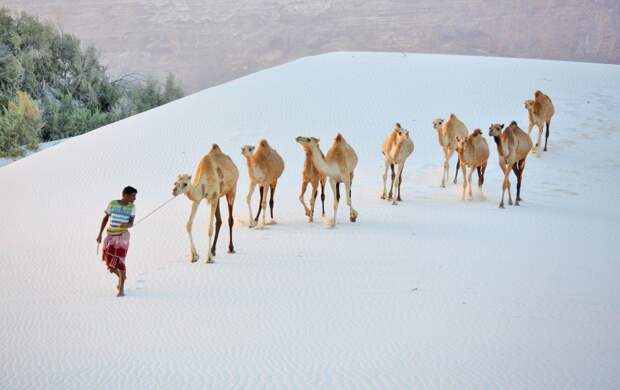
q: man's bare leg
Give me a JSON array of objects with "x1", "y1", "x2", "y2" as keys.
[
  {"x1": 111, "y1": 268, "x2": 121, "y2": 291},
  {"x1": 117, "y1": 270, "x2": 126, "y2": 297}
]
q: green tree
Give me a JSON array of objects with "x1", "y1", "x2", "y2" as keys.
[
  {"x1": 0, "y1": 90, "x2": 43, "y2": 157},
  {"x1": 0, "y1": 7, "x2": 184, "y2": 144},
  {"x1": 163, "y1": 73, "x2": 184, "y2": 103}
]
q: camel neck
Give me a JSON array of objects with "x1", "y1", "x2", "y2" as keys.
[
  {"x1": 185, "y1": 183, "x2": 202, "y2": 202},
  {"x1": 310, "y1": 145, "x2": 334, "y2": 176},
  {"x1": 492, "y1": 135, "x2": 505, "y2": 157},
  {"x1": 436, "y1": 129, "x2": 446, "y2": 146},
  {"x1": 185, "y1": 190, "x2": 198, "y2": 202},
  {"x1": 243, "y1": 155, "x2": 253, "y2": 170}
]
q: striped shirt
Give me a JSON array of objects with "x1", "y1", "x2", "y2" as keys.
[{"x1": 105, "y1": 200, "x2": 136, "y2": 235}]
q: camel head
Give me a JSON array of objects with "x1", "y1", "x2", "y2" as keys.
[
  {"x1": 488, "y1": 123, "x2": 504, "y2": 137},
  {"x1": 524, "y1": 99, "x2": 534, "y2": 111},
  {"x1": 295, "y1": 136, "x2": 320, "y2": 149},
  {"x1": 395, "y1": 127, "x2": 410, "y2": 139},
  {"x1": 172, "y1": 174, "x2": 192, "y2": 196},
  {"x1": 432, "y1": 118, "x2": 444, "y2": 131},
  {"x1": 240, "y1": 145, "x2": 256, "y2": 158}
]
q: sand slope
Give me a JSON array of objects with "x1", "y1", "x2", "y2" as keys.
[{"x1": 1, "y1": 52, "x2": 619, "y2": 389}]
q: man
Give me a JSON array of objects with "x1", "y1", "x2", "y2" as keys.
[{"x1": 97, "y1": 186, "x2": 137, "y2": 297}]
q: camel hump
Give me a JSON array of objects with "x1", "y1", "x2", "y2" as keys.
[
  {"x1": 472, "y1": 129, "x2": 482, "y2": 136},
  {"x1": 448, "y1": 113, "x2": 456, "y2": 120},
  {"x1": 211, "y1": 143, "x2": 220, "y2": 151},
  {"x1": 535, "y1": 90, "x2": 542, "y2": 98},
  {"x1": 259, "y1": 139, "x2": 269, "y2": 148},
  {"x1": 335, "y1": 133, "x2": 344, "y2": 143},
  {"x1": 394, "y1": 122, "x2": 401, "y2": 128}
]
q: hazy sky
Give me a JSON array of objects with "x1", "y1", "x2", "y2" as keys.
[{"x1": 4, "y1": 0, "x2": 619, "y2": 92}]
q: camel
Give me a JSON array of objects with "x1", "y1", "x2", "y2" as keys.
[
  {"x1": 432, "y1": 113, "x2": 469, "y2": 187},
  {"x1": 381, "y1": 123, "x2": 414, "y2": 204},
  {"x1": 241, "y1": 139, "x2": 285, "y2": 227},
  {"x1": 525, "y1": 90, "x2": 555, "y2": 154},
  {"x1": 295, "y1": 134, "x2": 358, "y2": 227},
  {"x1": 455, "y1": 129, "x2": 489, "y2": 200},
  {"x1": 488, "y1": 121, "x2": 533, "y2": 208},
  {"x1": 296, "y1": 139, "x2": 327, "y2": 222},
  {"x1": 172, "y1": 144, "x2": 239, "y2": 263}
]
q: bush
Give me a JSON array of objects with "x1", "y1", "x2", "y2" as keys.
[
  {"x1": 0, "y1": 7, "x2": 184, "y2": 148},
  {"x1": 0, "y1": 90, "x2": 43, "y2": 157}
]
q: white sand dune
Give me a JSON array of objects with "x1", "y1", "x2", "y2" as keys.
[{"x1": 1, "y1": 52, "x2": 619, "y2": 389}]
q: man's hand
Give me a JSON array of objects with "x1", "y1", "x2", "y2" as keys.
[{"x1": 96, "y1": 234, "x2": 102, "y2": 243}]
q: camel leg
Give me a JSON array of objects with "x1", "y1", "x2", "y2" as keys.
[
  {"x1": 544, "y1": 121, "x2": 550, "y2": 152},
  {"x1": 269, "y1": 182, "x2": 276, "y2": 221},
  {"x1": 345, "y1": 178, "x2": 358, "y2": 222},
  {"x1": 520, "y1": 159, "x2": 527, "y2": 201},
  {"x1": 515, "y1": 159, "x2": 526, "y2": 204},
  {"x1": 467, "y1": 165, "x2": 475, "y2": 199},
  {"x1": 461, "y1": 164, "x2": 468, "y2": 200},
  {"x1": 397, "y1": 164, "x2": 404, "y2": 201},
  {"x1": 320, "y1": 178, "x2": 326, "y2": 217},
  {"x1": 506, "y1": 164, "x2": 514, "y2": 206},
  {"x1": 226, "y1": 191, "x2": 235, "y2": 253},
  {"x1": 210, "y1": 200, "x2": 222, "y2": 256},
  {"x1": 299, "y1": 180, "x2": 311, "y2": 218},
  {"x1": 246, "y1": 181, "x2": 257, "y2": 228},
  {"x1": 453, "y1": 155, "x2": 460, "y2": 184},
  {"x1": 328, "y1": 178, "x2": 339, "y2": 227},
  {"x1": 477, "y1": 163, "x2": 486, "y2": 188},
  {"x1": 392, "y1": 163, "x2": 405, "y2": 205},
  {"x1": 511, "y1": 164, "x2": 519, "y2": 205},
  {"x1": 534, "y1": 124, "x2": 543, "y2": 155},
  {"x1": 499, "y1": 173, "x2": 507, "y2": 208},
  {"x1": 381, "y1": 160, "x2": 389, "y2": 199},
  {"x1": 186, "y1": 201, "x2": 200, "y2": 262},
  {"x1": 441, "y1": 149, "x2": 447, "y2": 187},
  {"x1": 260, "y1": 183, "x2": 268, "y2": 227},
  {"x1": 499, "y1": 164, "x2": 511, "y2": 208},
  {"x1": 254, "y1": 186, "x2": 264, "y2": 222},
  {"x1": 388, "y1": 164, "x2": 395, "y2": 200},
  {"x1": 309, "y1": 182, "x2": 318, "y2": 222},
  {"x1": 206, "y1": 199, "x2": 217, "y2": 263},
  {"x1": 442, "y1": 149, "x2": 452, "y2": 188}
]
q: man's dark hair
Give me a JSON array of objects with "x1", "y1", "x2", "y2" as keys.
[{"x1": 122, "y1": 186, "x2": 138, "y2": 195}]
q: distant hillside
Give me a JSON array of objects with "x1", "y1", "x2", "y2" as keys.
[{"x1": 7, "y1": 0, "x2": 620, "y2": 92}]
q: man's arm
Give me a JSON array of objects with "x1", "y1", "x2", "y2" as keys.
[{"x1": 96, "y1": 214, "x2": 109, "y2": 243}]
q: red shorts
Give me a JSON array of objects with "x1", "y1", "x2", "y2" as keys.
[{"x1": 102, "y1": 232, "x2": 130, "y2": 272}]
